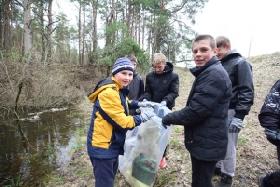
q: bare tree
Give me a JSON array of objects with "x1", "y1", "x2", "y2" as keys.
[
  {"x1": 91, "y1": 0, "x2": 98, "y2": 61},
  {"x1": 2, "y1": 0, "x2": 12, "y2": 51},
  {"x1": 23, "y1": 0, "x2": 32, "y2": 61},
  {"x1": 46, "y1": 0, "x2": 54, "y2": 62}
]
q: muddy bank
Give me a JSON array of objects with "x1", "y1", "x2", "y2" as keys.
[{"x1": 0, "y1": 62, "x2": 110, "y2": 111}]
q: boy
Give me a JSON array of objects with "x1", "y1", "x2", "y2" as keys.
[
  {"x1": 87, "y1": 57, "x2": 154, "y2": 187},
  {"x1": 162, "y1": 35, "x2": 232, "y2": 187},
  {"x1": 140, "y1": 52, "x2": 179, "y2": 168},
  {"x1": 215, "y1": 36, "x2": 254, "y2": 186}
]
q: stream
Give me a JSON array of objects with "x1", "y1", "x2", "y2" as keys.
[{"x1": 0, "y1": 107, "x2": 86, "y2": 186}]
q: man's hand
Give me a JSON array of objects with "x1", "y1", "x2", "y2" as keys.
[
  {"x1": 138, "y1": 99, "x2": 155, "y2": 107},
  {"x1": 140, "y1": 108, "x2": 155, "y2": 122},
  {"x1": 162, "y1": 116, "x2": 171, "y2": 129},
  {"x1": 160, "y1": 100, "x2": 167, "y2": 106},
  {"x1": 264, "y1": 129, "x2": 280, "y2": 146},
  {"x1": 228, "y1": 117, "x2": 243, "y2": 133}
]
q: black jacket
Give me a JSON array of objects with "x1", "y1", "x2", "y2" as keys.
[
  {"x1": 259, "y1": 80, "x2": 280, "y2": 146},
  {"x1": 127, "y1": 72, "x2": 144, "y2": 100},
  {"x1": 140, "y1": 62, "x2": 179, "y2": 109},
  {"x1": 162, "y1": 57, "x2": 232, "y2": 161},
  {"x1": 220, "y1": 51, "x2": 254, "y2": 120}
]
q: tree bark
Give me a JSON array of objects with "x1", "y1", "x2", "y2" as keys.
[
  {"x1": 78, "y1": 3, "x2": 82, "y2": 64},
  {"x1": 2, "y1": 0, "x2": 12, "y2": 52},
  {"x1": 23, "y1": 0, "x2": 32, "y2": 60},
  {"x1": 39, "y1": 1, "x2": 46, "y2": 63},
  {"x1": 91, "y1": 0, "x2": 98, "y2": 62},
  {"x1": 0, "y1": 1, "x2": 3, "y2": 49},
  {"x1": 47, "y1": 0, "x2": 53, "y2": 62}
]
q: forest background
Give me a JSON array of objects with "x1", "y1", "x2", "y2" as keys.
[{"x1": 0, "y1": 0, "x2": 207, "y2": 111}]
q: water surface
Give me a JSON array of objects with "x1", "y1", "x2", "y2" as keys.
[{"x1": 0, "y1": 107, "x2": 85, "y2": 186}]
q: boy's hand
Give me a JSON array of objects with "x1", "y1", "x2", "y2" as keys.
[
  {"x1": 140, "y1": 108, "x2": 155, "y2": 122},
  {"x1": 138, "y1": 99, "x2": 154, "y2": 107}
]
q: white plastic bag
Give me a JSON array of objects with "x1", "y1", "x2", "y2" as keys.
[{"x1": 119, "y1": 104, "x2": 171, "y2": 187}]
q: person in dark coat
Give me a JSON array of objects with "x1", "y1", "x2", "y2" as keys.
[
  {"x1": 214, "y1": 36, "x2": 254, "y2": 186},
  {"x1": 140, "y1": 53, "x2": 179, "y2": 110},
  {"x1": 162, "y1": 34, "x2": 232, "y2": 187},
  {"x1": 127, "y1": 54, "x2": 144, "y2": 115},
  {"x1": 258, "y1": 79, "x2": 280, "y2": 187},
  {"x1": 140, "y1": 52, "x2": 179, "y2": 168}
]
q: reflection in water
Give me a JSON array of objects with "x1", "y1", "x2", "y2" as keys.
[{"x1": 0, "y1": 108, "x2": 84, "y2": 186}]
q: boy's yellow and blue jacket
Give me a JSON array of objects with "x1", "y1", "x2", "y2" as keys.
[{"x1": 87, "y1": 77, "x2": 142, "y2": 159}]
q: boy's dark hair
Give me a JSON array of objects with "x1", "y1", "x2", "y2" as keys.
[
  {"x1": 127, "y1": 54, "x2": 137, "y2": 63},
  {"x1": 216, "y1": 36, "x2": 231, "y2": 48},
  {"x1": 193, "y1": 34, "x2": 216, "y2": 49}
]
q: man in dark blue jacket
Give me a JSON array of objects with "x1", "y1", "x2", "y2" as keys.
[
  {"x1": 258, "y1": 80, "x2": 280, "y2": 187},
  {"x1": 140, "y1": 52, "x2": 179, "y2": 168},
  {"x1": 215, "y1": 36, "x2": 254, "y2": 187},
  {"x1": 162, "y1": 34, "x2": 232, "y2": 187}
]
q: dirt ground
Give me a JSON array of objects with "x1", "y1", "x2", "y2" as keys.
[{"x1": 46, "y1": 53, "x2": 280, "y2": 187}]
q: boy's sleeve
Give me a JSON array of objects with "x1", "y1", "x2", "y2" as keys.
[
  {"x1": 258, "y1": 80, "x2": 280, "y2": 131},
  {"x1": 98, "y1": 88, "x2": 136, "y2": 129}
]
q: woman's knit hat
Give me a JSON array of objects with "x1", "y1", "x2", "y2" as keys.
[{"x1": 112, "y1": 57, "x2": 134, "y2": 75}]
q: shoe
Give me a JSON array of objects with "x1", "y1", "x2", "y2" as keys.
[
  {"x1": 159, "y1": 157, "x2": 167, "y2": 169},
  {"x1": 217, "y1": 173, "x2": 232, "y2": 187},
  {"x1": 214, "y1": 167, "x2": 222, "y2": 176}
]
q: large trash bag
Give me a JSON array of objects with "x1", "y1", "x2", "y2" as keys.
[{"x1": 119, "y1": 104, "x2": 171, "y2": 187}]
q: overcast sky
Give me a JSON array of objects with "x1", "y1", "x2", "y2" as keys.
[{"x1": 193, "y1": 0, "x2": 280, "y2": 57}]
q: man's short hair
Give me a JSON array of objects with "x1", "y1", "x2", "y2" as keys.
[
  {"x1": 153, "y1": 53, "x2": 167, "y2": 64},
  {"x1": 216, "y1": 36, "x2": 231, "y2": 48},
  {"x1": 192, "y1": 34, "x2": 216, "y2": 50}
]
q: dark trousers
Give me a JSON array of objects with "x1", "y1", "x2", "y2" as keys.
[
  {"x1": 191, "y1": 156, "x2": 217, "y2": 187},
  {"x1": 262, "y1": 170, "x2": 280, "y2": 187},
  {"x1": 89, "y1": 157, "x2": 119, "y2": 187},
  {"x1": 261, "y1": 146, "x2": 280, "y2": 187}
]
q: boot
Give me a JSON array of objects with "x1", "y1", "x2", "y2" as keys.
[
  {"x1": 214, "y1": 167, "x2": 222, "y2": 176},
  {"x1": 259, "y1": 171, "x2": 280, "y2": 187},
  {"x1": 216, "y1": 173, "x2": 232, "y2": 187}
]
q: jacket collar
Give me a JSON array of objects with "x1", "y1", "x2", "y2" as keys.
[{"x1": 190, "y1": 56, "x2": 219, "y2": 77}]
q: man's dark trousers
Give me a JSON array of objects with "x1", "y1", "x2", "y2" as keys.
[{"x1": 191, "y1": 156, "x2": 217, "y2": 187}]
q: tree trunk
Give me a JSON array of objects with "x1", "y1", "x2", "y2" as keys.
[
  {"x1": 47, "y1": 0, "x2": 53, "y2": 62},
  {"x1": 23, "y1": 0, "x2": 32, "y2": 61},
  {"x1": 91, "y1": 0, "x2": 98, "y2": 62},
  {"x1": 39, "y1": 1, "x2": 46, "y2": 63},
  {"x1": 105, "y1": 0, "x2": 116, "y2": 47},
  {"x1": 141, "y1": 9, "x2": 145, "y2": 49},
  {"x1": 78, "y1": 3, "x2": 82, "y2": 64},
  {"x1": 82, "y1": 6, "x2": 85, "y2": 65},
  {"x1": 0, "y1": 1, "x2": 3, "y2": 49},
  {"x1": 2, "y1": 0, "x2": 12, "y2": 52}
]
